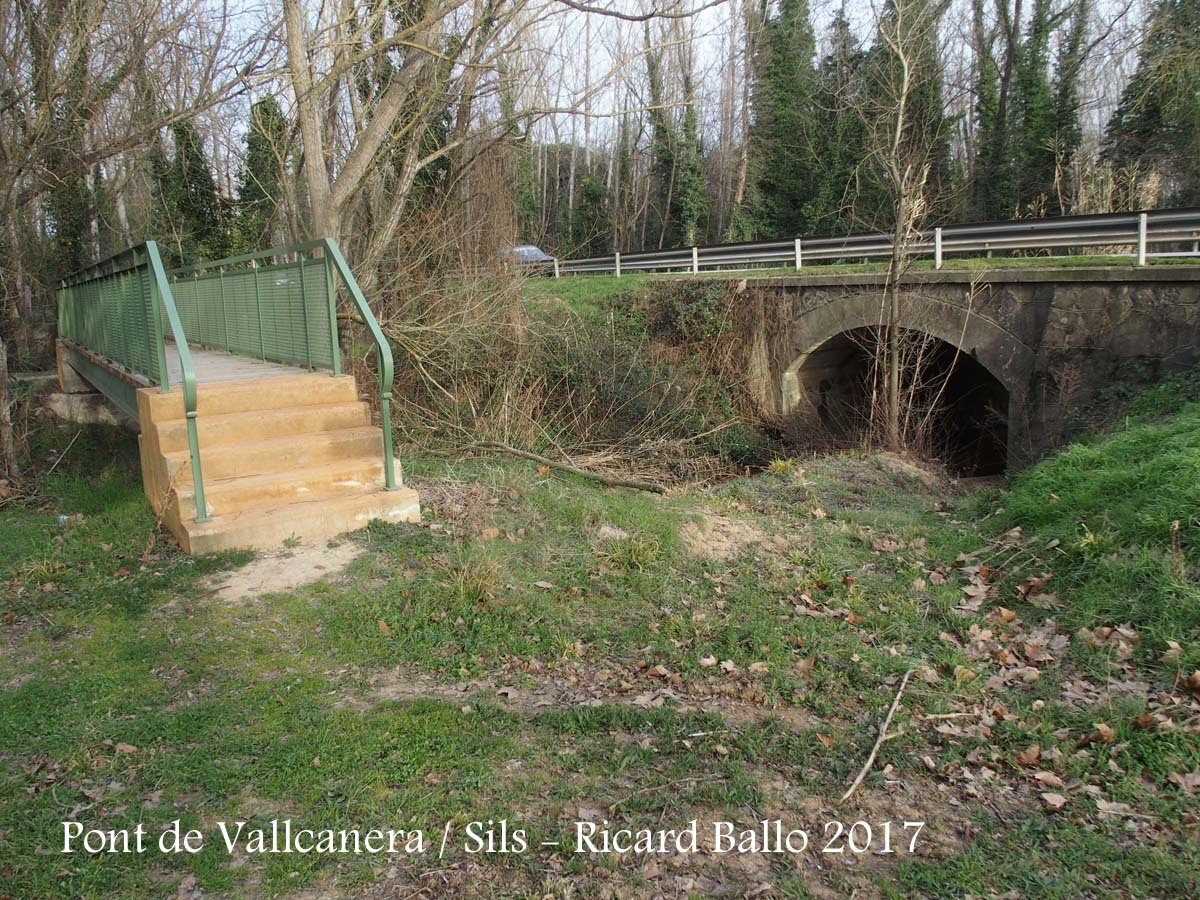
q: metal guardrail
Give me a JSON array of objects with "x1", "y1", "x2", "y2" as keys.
[
  {"x1": 550, "y1": 208, "x2": 1200, "y2": 277},
  {"x1": 57, "y1": 238, "x2": 400, "y2": 521}
]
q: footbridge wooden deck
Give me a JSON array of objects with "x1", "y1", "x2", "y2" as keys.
[{"x1": 55, "y1": 240, "x2": 419, "y2": 554}]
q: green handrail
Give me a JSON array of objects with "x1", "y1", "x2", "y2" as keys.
[
  {"x1": 321, "y1": 238, "x2": 398, "y2": 491},
  {"x1": 146, "y1": 242, "x2": 210, "y2": 523},
  {"x1": 168, "y1": 239, "x2": 331, "y2": 276},
  {"x1": 58, "y1": 237, "x2": 393, "y2": 511}
]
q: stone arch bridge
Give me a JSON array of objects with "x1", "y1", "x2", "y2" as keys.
[{"x1": 721, "y1": 267, "x2": 1200, "y2": 471}]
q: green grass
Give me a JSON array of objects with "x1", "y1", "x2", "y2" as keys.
[
  {"x1": 987, "y1": 370, "x2": 1200, "y2": 667},
  {"x1": 2, "y1": 378, "x2": 1199, "y2": 897}
]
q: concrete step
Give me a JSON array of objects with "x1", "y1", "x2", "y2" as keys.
[
  {"x1": 174, "y1": 456, "x2": 394, "y2": 520},
  {"x1": 178, "y1": 486, "x2": 421, "y2": 554},
  {"x1": 141, "y1": 374, "x2": 359, "y2": 421},
  {"x1": 162, "y1": 427, "x2": 384, "y2": 484},
  {"x1": 154, "y1": 401, "x2": 370, "y2": 453}
]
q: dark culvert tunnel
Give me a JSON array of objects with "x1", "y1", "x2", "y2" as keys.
[{"x1": 795, "y1": 327, "x2": 1010, "y2": 476}]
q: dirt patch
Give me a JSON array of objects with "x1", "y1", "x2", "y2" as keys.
[
  {"x1": 838, "y1": 451, "x2": 951, "y2": 494},
  {"x1": 407, "y1": 478, "x2": 494, "y2": 534},
  {"x1": 338, "y1": 770, "x2": 1012, "y2": 900},
  {"x1": 747, "y1": 768, "x2": 1020, "y2": 899},
  {"x1": 680, "y1": 512, "x2": 800, "y2": 562},
  {"x1": 204, "y1": 541, "x2": 363, "y2": 604},
  {"x1": 338, "y1": 658, "x2": 811, "y2": 732},
  {"x1": 355, "y1": 856, "x2": 541, "y2": 899}
]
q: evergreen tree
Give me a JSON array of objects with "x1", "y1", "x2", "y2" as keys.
[
  {"x1": 856, "y1": 0, "x2": 955, "y2": 228},
  {"x1": 43, "y1": 47, "x2": 94, "y2": 274},
  {"x1": 675, "y1": 76, "x2": 709, "y2": 246},
  {"x1": 969, "y1": 0, "x2": 1006, "y2": 220},
  {"x1": 808, "y1": 9, "x2": 870, "y2": 233},
  {"x1": 1104, "y1": 0, "x2": 1200, "y2": 205},
  {"x1": 643, "y1": 25, "x2": 708, "y2": 248},
  {"x1": 151, "y1": 120, "x2": 228, "y2": 263},
  {"x1": 904, "y1": 0, "x2": 957, "y2": 218},
  {"x1": 971, "y1": 0, "x2": 1091, "y2": 218},
  {"x1": 644, "y1": 23, "x2": 671, "y2": 245},
  {"x1": 567, "y1": 175, "x2": 609, "y2": 256},
  {"x1": 1011, "y1": 0, "x2": 1059, "y2": 213},
  {"x1": 498, "y1": 71, "x2": 540, "y2": 246},
  {"x1": 1048, "y1": 1, "x2": 1089, "y2": 212},
  {"x1": 235, "y1": 97, "x2": 288, "y2": 252},
  {"x1": 45, "y1": 156, "x2": 94, "y2": 275},
  {"x1": 747, "y1": 0, "x2": 818, "y2": 236}
]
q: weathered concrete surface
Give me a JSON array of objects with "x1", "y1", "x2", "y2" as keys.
[
  {"x1": 45, "y1": 391, "x2": 135, "y2": 429},
  {"x1": 135, "y1": 372, "x2": 420, "y2": 554},
  {"x1": 727, "y1": 266, "x2": 1200, "y2": 467}
]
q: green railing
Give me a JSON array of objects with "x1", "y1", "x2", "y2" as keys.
[
  {"x1": 57, "y1": 237, "x2": 399, "y2": 520},
  {"x1": 168, "y1": 241, "x2": 341, "y2": 374},
  {"x1": 321, "y1": 239, "x2": 397, "y2": 490},
  {"x1": 166, "y1": 239, "x2": 396, "y2": 491},
  {"x1": 58, "y1": 241, "x2": 210, "y2": 521}
]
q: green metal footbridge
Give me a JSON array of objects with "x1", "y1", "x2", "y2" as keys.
[{"x1": 55, "y1": 240, "x2": 419, "y2": 552}]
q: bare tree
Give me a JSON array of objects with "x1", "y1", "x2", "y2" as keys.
[{"x1": 855, "y1": 0, "x2": 950, "y2": 450}]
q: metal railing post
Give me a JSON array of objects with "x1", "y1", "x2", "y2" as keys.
[
  {"x1": 615, "y1": 251, "x2": 622, "y2": 278},
  {"x1": 218, "y1": 267, "x2": 229, "y2": 348},
  {"x1": 934, "y1": 227, "x2": 944, "y2": 269},
  {"x1": 794, "y1": 238, "x2": 802, "y2": 271},
  {"x1": 322, "y1": 239, "x2": 398, "y2": 492},
  {"x1": 325, "y1": 253, "x2": 341, "y2": 376},
  {"x1": 252, "y1": 261, "x2": 265, "y2": 360},
  {"x1": 1137, "y1": 212, "x2": 1148, "y2": 266},
  {"x1": 150, "y1": 258, "x2": 169, "y2": 392},
  {"x1": 692, "y1": 246, "x2": 699, "y2": 274},
  {"x1": 146, "y1": 241, "x2": 209, "y2": 524},
  {"x1": 298, "y1": 254, "x2": 312, "y2": 370}
]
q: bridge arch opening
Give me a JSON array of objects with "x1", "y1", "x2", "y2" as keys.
[{"x1": 793, "y1": 327, "x2": 1010, "y2": 476}]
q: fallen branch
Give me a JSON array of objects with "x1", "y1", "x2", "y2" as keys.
[
  {"x1": 43, "y1": 429, "x2": 82, "y2": 479},
  {"x1": 840, "y1": 668, "x2": 915, "y2": 802},
  {"x1": 469, "y1": 441, "x2": 666, "y2": 494}
]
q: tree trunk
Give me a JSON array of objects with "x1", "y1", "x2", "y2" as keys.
[
  {"x1": 0, "y1": 335, "x2": 19, "y2": 481},
  {"x1": 283, "y1": 0, "x2": 338, "y2": 241}
]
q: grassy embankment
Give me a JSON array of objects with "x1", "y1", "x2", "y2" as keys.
[{"x1": 0, "y1": 369, "x2": 1197, "y2": 897}]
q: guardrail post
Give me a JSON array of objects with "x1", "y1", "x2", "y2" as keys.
[
  {"x1": 691, "y1": 246, "x2": 699, "y2": 274},
  {"x1": 934, "y1": 227, "x2": 944, "y2": 269},
  {"x1": 794, "y1": 238, "x2": 802, "y2": 271},
  {"x1": 553, "y1": 258, "x2": 560, "y2": 279},
  {"x1": 1137, "y1": 212, "x2": 1148, "y2": 266},
  {"x1": 614, "y1": 251, "x2": 621, "y2": 278},
  {"x1": 218, "y1": 268, "x2": 229, "y2": 348}
]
